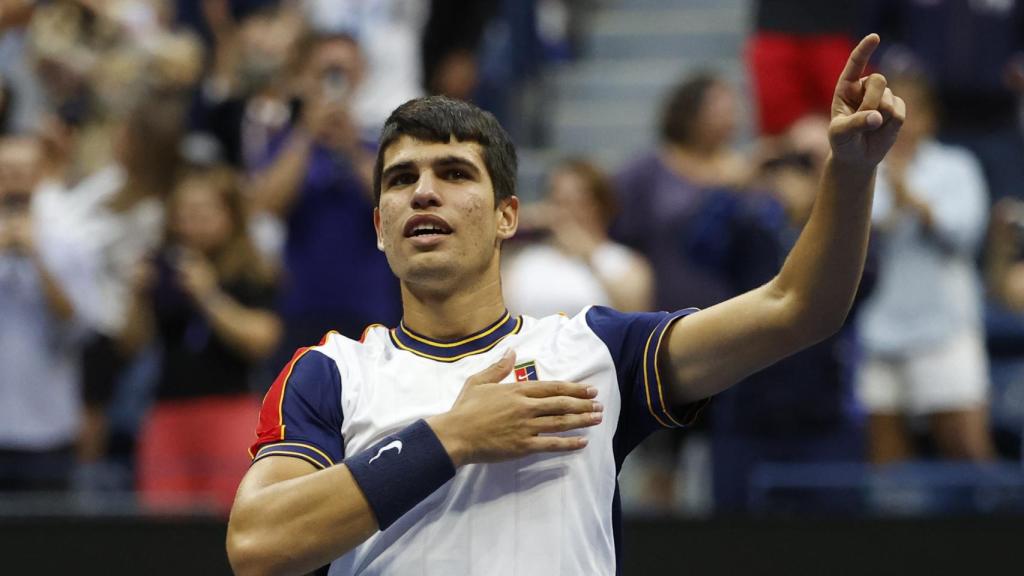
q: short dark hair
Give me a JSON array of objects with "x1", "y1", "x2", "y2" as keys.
[
  {"x1": 373, "y1": 96, "x2": 517, "y2": 206},
  {"x1": 660, "y1": 71, "x2": 719, "y2": 147}
]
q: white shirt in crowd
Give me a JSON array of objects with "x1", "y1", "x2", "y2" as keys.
[
  {"x1": 302, "y1": 0, "x2": 427, "y2": 135},
  {"x1": 0, "y1": 187, "x2": 93, "y2": 449},
  {"x1": 504, "y1": 241, "x2": 636, "y2": 318},
  {"x1": 33, "y1": 165, "x2": 163, "y2": 336},
  {"x1": 859, "y1": 140, "x2": 989, "y2": 355}
]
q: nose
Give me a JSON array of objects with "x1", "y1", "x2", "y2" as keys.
[{"x1": 411, "y1": 171, "x2": 442, "y2": 210}]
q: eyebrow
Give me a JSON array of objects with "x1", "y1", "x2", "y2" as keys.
[
  {"x1": 381, "y1": 161, "x2": 416, "y2": 187},
  {"x1": 381, "y1": 154, "x2": 482, "y2": 187}
]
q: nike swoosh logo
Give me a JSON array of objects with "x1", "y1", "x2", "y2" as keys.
[{"x1": 368, "y1": 440, "x2": 403, "y2": 464}]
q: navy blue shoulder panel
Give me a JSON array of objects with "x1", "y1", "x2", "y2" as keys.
[
  {"x1": 585, "y1": 305, "x2": 705, "y2": 468},
  {"x1": 251, "y1": 348, "x2": 345, "y2": 469}
]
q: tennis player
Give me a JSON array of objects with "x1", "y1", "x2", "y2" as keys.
[{"x1": 228, "y1": 34, "x2": 904, "y2": 576}]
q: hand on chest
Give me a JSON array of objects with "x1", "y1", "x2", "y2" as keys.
[{"x1": 344, "y1": 340, "x2": 616, "y2": 454}]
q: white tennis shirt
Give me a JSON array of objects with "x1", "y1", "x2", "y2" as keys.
[{"x1": 251, "y1": 306, "x2": 704, "y2": 575}]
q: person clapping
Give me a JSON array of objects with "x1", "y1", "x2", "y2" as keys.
[{"x1": 123, "y1": 167, "x2": 282, "y2": 513}]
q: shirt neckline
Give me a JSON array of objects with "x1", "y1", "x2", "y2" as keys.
[{"x1": 389, "y1": 310, "x2": 522, "y2": 362}]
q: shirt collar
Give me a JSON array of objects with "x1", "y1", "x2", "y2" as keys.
[{"x1": 390, "y1": 310, "x2": 521, "y2": 362}]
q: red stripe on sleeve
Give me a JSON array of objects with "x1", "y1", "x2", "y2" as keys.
[{"x1": 249, "y1": 347, "x2": 312, "y2": 459}]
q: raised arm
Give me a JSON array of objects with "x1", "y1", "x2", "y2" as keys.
[
  {"x1": 664, "y1": 34, "x2": 906, "y2": 403},
  {"x1": 249, "y1": 132, "x2": 315, "y2": 218}
]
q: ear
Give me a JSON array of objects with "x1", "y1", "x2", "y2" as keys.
[
  {"x1": 373, "y1": 207, "x2": 385, "y2": 251},
  {"x1": 496, "y1": 195, "x2": 519, "y2": 241}
]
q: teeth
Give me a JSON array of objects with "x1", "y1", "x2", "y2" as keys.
[{"x1": 413, "y1": 224, "x2": 446, "y2": 235}]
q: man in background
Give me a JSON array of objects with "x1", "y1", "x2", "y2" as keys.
[{"x1": 0, "y1": 136, "x2": 87, "y2": 492}]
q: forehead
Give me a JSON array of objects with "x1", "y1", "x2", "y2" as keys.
[
  {"x1": 0, "y1": 139, "x2": 41, "y2": 165},
  {"x1": 313, "y1": 38, "x2": 360, "y2": 66},
  {"x1": 176, "y1": 181, "x2": 216, "y2": 201},
  {"x1": 382, "y1": 135, "x2": 487, "y2": 172},
  {"x1": 550, "y1": 167, "x2": 587, "y2": 191},
  {"x1": 894, "y1": 82, "x2": 931, "y2": 109}
]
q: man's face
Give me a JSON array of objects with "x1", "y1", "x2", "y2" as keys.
[
  {"x1": 695, "y1": 82, "x2": 738, "y2": 149},
  {"x1": 374, "y1": 136, "x2": 518, "y2": 290},
  {"x1": 170, "y1": 180, "x2": 234, "y2": 255},
  {"x1": 548, "y1": 168, "x2": 603, "y2": 234},
  {"x1": 308, "y1": 38, "x2": 363, "y2": 101},
  {"x1": 237, "y1": 9, "x2": 304, "y2": 93}
]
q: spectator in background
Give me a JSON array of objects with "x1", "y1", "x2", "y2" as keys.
[
  {"x1": 747, "y1": 0, "x2": 858, "y2": 136},
  {"x1": 864, "y1": 0, "x2": 1024, "y2": 202},
  {"x1": 474, "y1": 0, "x2": 547, "y2": 144},
  {"x1": 301, "y1": 0, "x2": 428, "y2": 138},
  {"x1": 857, "y1": 73, "x2": 994, "y2": 464},
  {"x1": 0, "y1": 0, "x2": 43, "y2": 134},
  {"x1": 504, "y1": 158, "x2": 653, "y2": 318},
  {"x1": 422, "y1": 0, "x2": 497, "y2": 101},
  {"x1": 249, "y1": 32, "x2": 399, "y2": 352},
  {"x1": 195, "y1": 0, "x2": 307, "y2": 169},
  {"x1": 614, "y1": 71, "x2": 749, "y2": 313},
  {"x1": 696, "y1": 116, "x2": 872, "y2": 512},
  {"x1": 67, "y1": 93, "x2": 190, "y2": 475},
  {"x1": 122, "y1": 167, "x2": 281, "y2": 513},
  {"x1": 0, "y1": 135, "x2": 87, "y2": 492},
  {"x1": 24, "y1": 2, "x2": 204, "y2": 475},
  {"x1": 613, "y1": 72, "x2": 748, "y2": 510}
]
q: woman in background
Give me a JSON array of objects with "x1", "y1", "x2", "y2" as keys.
[
  {"x1": 126, "y1": 167, "x2": 282, "y2": 513},
  {"x1": 857, "y1": 73, "x2": 994, "y2": 463},
  {"x1": 504, "y1": 157, "x2": 653, "y2": 318},
  {"x1": 613, "y1": 72, "x2": 750, "y2": 313}
]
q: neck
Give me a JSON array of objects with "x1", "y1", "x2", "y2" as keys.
[{"x1": 399, "y1": 256, "x2": 507, "y2": 340}]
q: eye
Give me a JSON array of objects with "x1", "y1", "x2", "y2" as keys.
[
  {"x1": 443, "y1": 168, "x2": 469, "y2": 181},
  {"x1": 388, "y1": 172, "x2": 417, "y2": 188}
]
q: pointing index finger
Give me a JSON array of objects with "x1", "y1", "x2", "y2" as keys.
[{"x1": 838, "y1": 34, "x2": 881, "y2": 86}]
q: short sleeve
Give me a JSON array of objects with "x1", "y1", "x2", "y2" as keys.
[
  {"x1": 585, "y1": 306, "x2": 708, "y2": 458},
  {"x1": 249, "y1": 347, "x2": 345, "y2": 469}
]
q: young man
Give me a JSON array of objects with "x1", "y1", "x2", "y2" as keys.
[{"x1": 228, "y1": 35, "x2": 905, "y2": 576}]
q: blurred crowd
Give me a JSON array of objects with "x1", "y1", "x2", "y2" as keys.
[
  {"x1": 1, "y1": 0, "x2": 1023, "y2": 518},
  {"x1": 0, "y1": 0, "x2": 581, "y2": 513}
]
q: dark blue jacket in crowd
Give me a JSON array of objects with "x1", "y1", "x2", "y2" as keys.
[
  {"x1": 685, "y1": 189, "x2": 876, "y2": 511},
  {"x1": 258, "y1": 132, "x2": 401, "y2": 339},
  {"x1": 684, "y1": 190, "x2": 876, "y2": 437},
  {"x1": 863, "y1": 0, "x2": 1024, "y2": 130}
]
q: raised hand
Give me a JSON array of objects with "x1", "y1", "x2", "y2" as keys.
[
  {"x1": 427, "y1": 350, "x2": 603, "y2": 467},
  {"x1": 829, "y1": 34, "x2": 906, "y2": 170}
]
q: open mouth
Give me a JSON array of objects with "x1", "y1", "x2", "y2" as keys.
[{"x1": 403, "y1": 214, "x2": 453, "y2": 239}]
